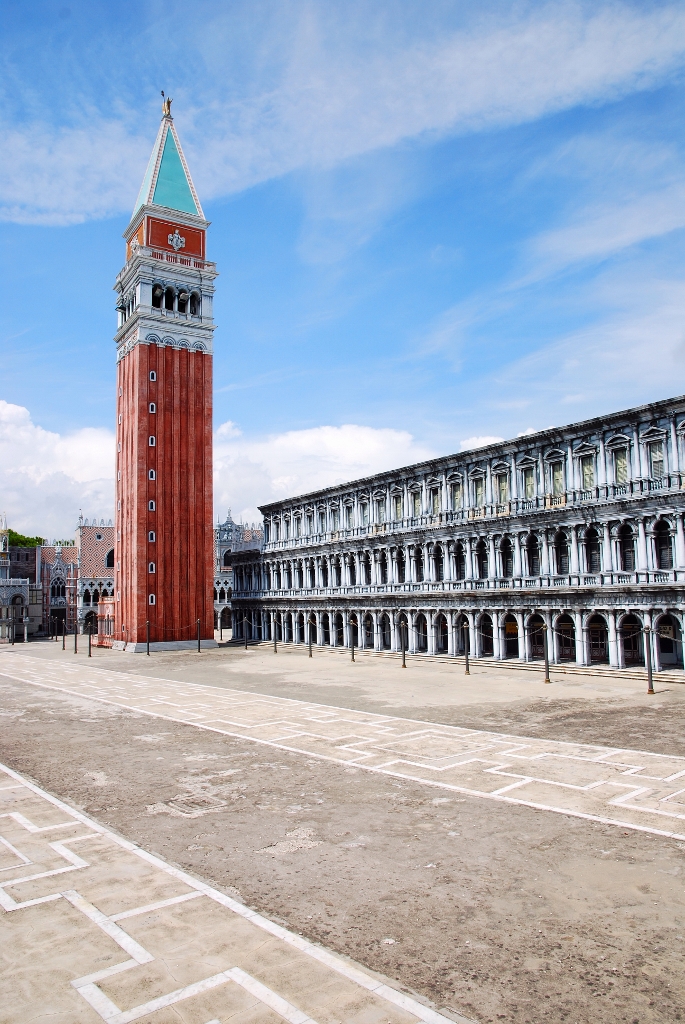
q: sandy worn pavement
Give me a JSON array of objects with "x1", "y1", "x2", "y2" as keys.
[{"x1": 1, "y1": 642, "x2": 684, "y2": 1024}]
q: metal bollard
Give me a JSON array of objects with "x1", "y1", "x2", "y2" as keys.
[
  {"x1": 197, "y1": 618, "x2": 201, "y2": 653},
  {"x1": 88, "y1": 629, "x2": 92, "y2": 658},
  {"x1": 645, "y1": 626, "x2": 655, "y2": 694},
  {"x1": 146, "y1": 619, "x2": 150, "y2": 656},
  {"x1": 542, "y1": 623, "x2": 550, "y2": 684},
  {"x1": 62, "y1": 621, "x2": 66, "y2": 650}
]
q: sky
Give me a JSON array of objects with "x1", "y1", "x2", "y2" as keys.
[{"x1": 1, "y1": 0, "x2": 685, "y2": 538}]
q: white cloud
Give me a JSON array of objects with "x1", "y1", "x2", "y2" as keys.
[
  {"x1": 0, "y1": 401, "x2": 114, "y2": 539},
  {"x1": 213, "y1": 422, "x2": 435, "y2": 522},
  {"x1": 1, "y1": 402, "x2": 437, "y2": 536},
  {"x1": 3, "y1": 2, "x2": 685, "y2": 223},
  {"x1": 522, "y1": 182, "x2": 685, "y2": 281},
  {"x1": 459, "y1": 435, "x2": 505, "y2": 452}
]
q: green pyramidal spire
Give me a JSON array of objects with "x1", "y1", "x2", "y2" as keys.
[{"x1": 133, "y1": 104, "x2": 204, "y2": 218}]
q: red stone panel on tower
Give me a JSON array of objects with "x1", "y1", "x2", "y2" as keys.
[{"x1": 115, "y1": 343, "x2": 214, "y2": 644}]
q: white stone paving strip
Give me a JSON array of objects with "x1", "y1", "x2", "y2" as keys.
[
  {"x1": 0, "y1": 760, "x2": 469, "y2": 1024},
  {"x1": 2, "y1": 652, "x2": 685, "y2": 841}
]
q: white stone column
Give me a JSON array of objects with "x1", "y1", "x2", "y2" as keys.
[
  {"x1": 515, "y1": 611, "x2": 526, "y2": 660},
  {"x1": 608, "y1": 610, "x2": 620, "y2": 668},
  {"x1": 676, "y1": 514, "x2": 685, "y2": 569},
  {"x1": 428, "y1": 612, "x2": 436, "y2": 655},
  {"x1": 493, "y1": 611, "x2": 503, "y2": 660},
  {"x1": 465, "y1": 537, "x2": 474, "y2": 580},
  {"x1": 488, "y1": 535, "x2": 497, "y2": 579},
  {"x1": 637, "y1": 519, "x2": 649, "y2": 571},
  {"x1": 540, "y1": 531, "x2": 550, "y2": 576},
  {"x1": 408, "y1": 611, "x2": 417, "y2": 654},
  {"x1": 570, "y1": 525, "x2": 580, "y2": 574},
  {"x1": 514, "y1": 535, "x2": 523, "y2": 578},
  {"x1": 574, "y1": 611, "x2": 586, "y2": 665},
  {"x1": 373, "y1": 611, "x2": 381, "y2": 651},
  {"x1": 447, "y1": 611, "x2": 455, "y2": 656},
  {"x1": 315, "y1": 610, "x2": 323, "y2": 645},
  {"x1": 543, "y1": 610, "x2": 555, "y2": 663},
  {"x1": 602, "y1": 523, "x2": 613, "y2": 572}
]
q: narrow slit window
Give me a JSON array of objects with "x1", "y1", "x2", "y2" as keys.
[
  {"x1": 148, "y1": 562, "x2": 156, "y2": 573},
  {"x1": 148, "y1": 469, "x2": 156, "y2": 480},
  {"x1": 148, "y1": 500, "x2": 156, "y2": 511},
  {"x1": 148, "y1": 531, "x2": 156, "y2": 542},
  {"x1": 149, "y1": 370, "x2": 156, "y2": 381},
  {"x1": 148, "y1": 594, "x2": 156, "y2": 605},
  {"x1": 149, "y1": 435, "x2": 155, "y2": 446},
  {"x1": 149, "y1": 402, "x2": 156, "y2": 413}
]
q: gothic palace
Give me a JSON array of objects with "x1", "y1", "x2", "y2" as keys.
[{"x1": 230, "y1": 395, "x2": 685, "y2": 672}]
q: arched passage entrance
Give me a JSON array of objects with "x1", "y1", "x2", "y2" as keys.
[
  {"x1": 587, "y1": 614, "x2": 609, "y2": 663},
  {"x1": 503, "y1": 614, "x2": 518, "y2": 657},
  {"x1": 620, "y1": 614, "x2": 643, "y2": 666},
  {"x1": 556, "y1": 614, "x2": 576, "y2": 661}
]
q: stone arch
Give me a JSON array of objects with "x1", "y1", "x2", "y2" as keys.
[
  {"x1": 554, "y1": 612, "x2": 576, "y2": 662},
  {"x1": 479, "y1": 612, "x2": 494, "y2": 656},
  {"x1": 586, "y1": 613, "x2": 609, "y2": 663},
  {"x1": 415, "y1": 613, "x2": 428, "y2": 652},
  {"x1": 618, "y1": 611, "x2": 644, "y2": 665},
  {"x1": 654, "y1": 612, "x2": 683, "y2": 668},
  {"x1": 363, "y1": 612, "x2": 374, "y2": 648},
  {"x1": 654, "y1": 518, "x2": 674, "y2": 570},
  {"x1": 435, "y1": 612, "x2": 448, "y2": 653},
  {"x1": 380, "y1": 613, "x2": 391, "y2": 649},
  {"x1": 503, "y1": 612, "x2": 518, "y2": 657},
  {"x1": 526, "y1": 612, "x2": 546, "y2": 660},
  {"x1": 618, "y1": 523, "x2": 636, "y2": 571}
]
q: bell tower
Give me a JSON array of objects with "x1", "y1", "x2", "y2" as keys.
[{"x1": 113, "y1": 100, "x2": 217, "y2": 651}]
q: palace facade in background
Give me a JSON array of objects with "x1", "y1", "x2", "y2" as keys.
[{"x1": 230, "y1": 395, "x2": 685, "y2": 672}]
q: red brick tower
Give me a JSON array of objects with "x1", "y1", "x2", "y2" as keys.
[{"x1": 113, "y1": 99, "x2": 217, "y2": 651}]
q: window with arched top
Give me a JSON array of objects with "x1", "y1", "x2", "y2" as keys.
[
  {"x1": 555, "y1": 532, "x2": 569, "y2": 574},
  {"x1": 655, "y1": 520, "x2": 673, "y2": 570},
  {"x1": 433, "y1": 544, "x2": 444, "y2": 581},
  {"x1": 177, "y1": 290, "x2": 189, "y2": 313},
  {"x1": 500, "y1": 538, "x2": 513, "y2": 578},
  {"x1": 189, "y1": 292, "x2": 201, "y2": 316},
  {"x1": 164, "y1": 287, "x2": 175, "y2": 311},
  {"x1": 619, "y1": 524, "x2": 635, "y2": 571},
  {"x1": 584, "y1": 528, "x2": 601, "y2": 572},
  {"x1": 455, "y1": 542, "x2": 466, "y2": 580},
  {"x1": 148, "y1": 500, "x2": 156, "y2": 511},
  {"x1": 149, "y1": 370, "x2": 156, "y2": 382},
  {"x1": 476, "y1": 539, "x2": 488, "y2": 578},
  {"x1": 527, "y1": 535, "x2": 540, "y2": 576},
  {"x1": 152, "y1": 285, "x2": 163, "y2": 309},
  {"x1": 105, "y1": 549, "x2": 114, "y2": 568}
]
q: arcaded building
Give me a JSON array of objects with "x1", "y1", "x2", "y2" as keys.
[{"x1": 230, "y1": 395, "x2": 685, "y2": 672}]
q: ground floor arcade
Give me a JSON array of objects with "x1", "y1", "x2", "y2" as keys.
[{"x1": 231, "y1": 601, "x2": 684, "y2": 673}]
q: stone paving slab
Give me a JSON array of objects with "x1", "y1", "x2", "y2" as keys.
[
  {"x1": 3, "y1": 653, "x2": 685, "y2": 842},
  {"x1": 0, "y1": 762, "x2": 467, "y2": 1024}
]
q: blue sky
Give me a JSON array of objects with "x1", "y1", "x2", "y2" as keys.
[{"x1": 2, "y1": 0, "x2": 685, "y2": 537}]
